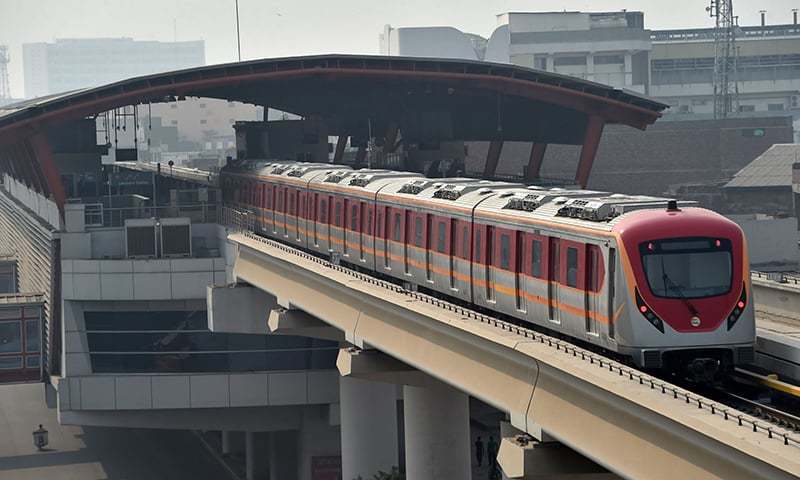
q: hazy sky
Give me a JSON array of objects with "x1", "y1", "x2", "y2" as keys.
[{"x1": 1, "y1": 0, "x2": 798, "y2": 98}]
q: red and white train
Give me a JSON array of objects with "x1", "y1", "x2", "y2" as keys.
[{"x1": 221, "y1": 161, "x2": 756, "y2": 380}]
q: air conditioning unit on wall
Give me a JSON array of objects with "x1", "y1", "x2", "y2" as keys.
[
  {"x1": 160, "y1": 217, "x2": 192, "y2": 258},
  {"x1": 125, "y1": 219, "x2": 157, "y2": 258}
]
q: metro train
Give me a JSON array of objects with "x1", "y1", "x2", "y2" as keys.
[{"x1": 221, "y1": 161, "x2": 756, "y2": 381}]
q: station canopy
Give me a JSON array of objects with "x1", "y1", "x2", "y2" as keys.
[{"x1": 0, "y1": 54, "x2": 667, "y2": 146}]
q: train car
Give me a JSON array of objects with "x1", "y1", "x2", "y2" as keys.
[
  {"x1": 221, "y1": 162, "x2": 755, "y2": 380},
  {"x1": 307, "y1": 169, "x2": 423, "y2": 267},
  {"x1": 376, "y1": 179, "x2": 521, "y2": 302}
]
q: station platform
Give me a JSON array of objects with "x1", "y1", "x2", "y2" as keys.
[{"x1": 755, "y1": 313, "x2": 800, "y2": 382}]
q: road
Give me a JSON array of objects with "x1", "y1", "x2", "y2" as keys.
[{"x1": 0, "y1": 382, "x2": 232, "y2": 480}]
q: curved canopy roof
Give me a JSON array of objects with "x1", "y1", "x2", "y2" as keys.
[{"x1": 0, "y1": 54, "x2": 666, "y2": 146}]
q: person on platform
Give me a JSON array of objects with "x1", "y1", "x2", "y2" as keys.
[
  {"x1": 487, "y1": 436, "x2": 498, "y2": 470},
  {"x1": 475, "y1": 436, "x2": 485, "y2": 467}
]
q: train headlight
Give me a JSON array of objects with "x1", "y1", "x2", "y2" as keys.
[
  {"x1": 727, "y1": 283, "x2": 747, "y2": 331},
  {"x1": 635, "y1": 288, "x2": 664, "y2": 333}
]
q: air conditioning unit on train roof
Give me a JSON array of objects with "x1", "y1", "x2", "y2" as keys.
[
  {"x1": 556, "y1": 196, "x2": 697, "y2": 222},
  {"x1": 125, "y1": 218, "x2": 158, "y2": 259}
]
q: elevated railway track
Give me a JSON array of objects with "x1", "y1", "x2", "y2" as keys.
[{"x1": 229, "y1": 229, "x2": 800, "y2": 480}]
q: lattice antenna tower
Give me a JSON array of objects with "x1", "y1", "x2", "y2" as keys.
[
  {"x1": 0, "y1": 46, "x2": 10, "y2": 100},
  {"x1": 707, "y1": 0, "x2": 740, "y2": 118}
]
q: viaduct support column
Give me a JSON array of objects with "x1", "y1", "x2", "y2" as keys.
[
  {"x1": 340, "y1": 376, "x2": 399, "y2": 479},
  {"x1": 403, "y1": 381, "x2": 470, "y2": 480}
]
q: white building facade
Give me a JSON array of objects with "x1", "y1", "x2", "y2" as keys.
[{"x1": 23, "y1": 38, "x2": 205, "y2": 98}]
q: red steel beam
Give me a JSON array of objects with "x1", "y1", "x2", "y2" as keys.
[
  {"x1": 483, "y1": 140, "x2": 504, "y2": 178},
  {"x1": 574, "y1": 115, "x2": 605, "y2": 189},
  {"x1": 524, "y1": 143, "x2": 548, "y2": 182},
  {"x1": 29, "y1": 131, "x2": 67, "y2": 212}
]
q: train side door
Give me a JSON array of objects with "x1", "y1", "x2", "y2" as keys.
[
  {"x1": 548, "y1": 237, "x2": 560, "y2": 323},
  {"x1": 486, "y1": 226, "x2": 496, "y2": 302},
  {"x1": 515, "y1": 231, "x2": 526, "y2": 312},
  {"x1": 586, "y1": 245, "x2": 601, "y2": 335}
]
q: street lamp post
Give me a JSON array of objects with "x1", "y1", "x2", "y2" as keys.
[{"x1": 235, "y1": 0, "x2": 242, "y2": 62}]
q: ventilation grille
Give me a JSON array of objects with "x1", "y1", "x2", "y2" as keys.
[
  {"x1": 126, "y1": 226, "x2": 157, "y2": 258},
  {"x1": 161, "y1": 224, "x2": 191, "y2": 258}
]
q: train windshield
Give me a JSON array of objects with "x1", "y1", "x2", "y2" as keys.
[{"x1": 640, "y1": 237, "x2": 732, "y2": 299}]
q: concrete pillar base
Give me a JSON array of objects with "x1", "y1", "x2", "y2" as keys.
[
  {"x1": 340, "y1": 376, "x2": 399, "y2": 480},
  {"x1": 403, "y1": 381, "x2": 470, "y2": 480}
]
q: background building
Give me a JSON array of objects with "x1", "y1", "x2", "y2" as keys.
[{"x1": 22, "y1": 38, "x2": 205, "y2": 98}]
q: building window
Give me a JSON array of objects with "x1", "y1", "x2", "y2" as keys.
[
  {"x1": 594, "y1": 54, "x2": 624, "y2": 65},
  {"x1": 554, "y1": 56, "x2": 587, "y2": 66},
  {"x1": 83, "y1": 311, "x2": 338, "y2": 374},
  {"x1": 0, "y1": 321, "x2": 22, "y2": 353},
  {"x1": 171, "y1": 120, "x2": 178, "y2": 125},
  {"x1": 199, "y1": 103, "x2": 207, "y2": 108},
  {"x1": 0, "y1": 262, "x2": 16, "y2": 294},
  {"x1": 768, "y1": 103, "x2": 785, "y2": 111},
  {"x1": 25, "y1": 321, "x2": 39, "y2": 352},
  {"x1": 200, "y1": 119, "x2": 207, "y2": 124},
  {"x1": 739, "y1": 105, "x2": 756, "y2": 112}
]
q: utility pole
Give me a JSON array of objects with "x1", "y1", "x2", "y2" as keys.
[
  {"x1": 707, "y1": 0, "x2": 740, "y2": 118},
  {"x1": 235, "y1": 0, "x2": 242, "y2": 62}
]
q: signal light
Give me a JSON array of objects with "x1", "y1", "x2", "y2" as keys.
[
  {"x1": 715, "y1": 239, "x2": 721, "y2": 247},
  {"x1": 727, "y1": 284, "x2": 748, "y2": 331},
  {"x1": 635, "y1": 289, "x2": 664, "y2": 333}
]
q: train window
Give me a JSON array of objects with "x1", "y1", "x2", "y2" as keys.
[
  {"x1": 277, "y1": 190, "x2": 283, "y2": 210},
  {"x1": 587, "y1": 245, "x2": 603, "y2": 292},
  {"x1": 475, "y1": 229, "x2": 482, "y2": 263},
  {"x1": 266, "y1": 187, "x2": 272, "y2": 209},
  {"x1": 415, "y1": 217, "x2": 423, "y2": 247},
  {"x1": 462, "y1": 226, "x2": 469, "y2": 259},
  {"x1": 531, "y1": 240, "x2": 542, "y2": 277},
  {"x1": 289, "y1": 194, "x2": 295, "y2": 215},
  {"x1": 567, "y1": 247, "x2": 579, "y2": 287},
  {"x1": 335, "y1": 202, "x2": 342, "y2": 226},
  {"x1": 500, "y1": 234, "x2": 510, "y2": 270},
  {"x1": 437, "y1": 221, "x2": 446, "y2": 253},
  {"x1": 393, "y1": 213, "x2": 402, "y2": 242},
  {"x1": 550, "y1": 239, "x2": 560, "y2": 282},
  {"x1": 320, "y1": 200, "x2": 327, "y2": 223},
  {"x1": 351, "y1": 204, "x2": 358, "y2": 231},
  {"x1": 367, "y1": 209, "x2": 373, "y2": 235}
]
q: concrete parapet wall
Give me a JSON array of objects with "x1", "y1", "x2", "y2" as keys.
[
  {"x1": 57, "y1": 370, "x2": 339, "y2": 413},
  {"x1": 753, "y1": 277, "x2": 800, "y2": 320}
]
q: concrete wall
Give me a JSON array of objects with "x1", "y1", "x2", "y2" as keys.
[
  {"x1": 752, "y1": 277, "x2": 800, "y2": 320},
  {"x1": 728, "y1": 214, "x2": 800, "y2": 269},
  {"x1": 61, "y1": 258, "x2": 226, "y2": 301},
  {"x1": 57, "y1": 370, "x2": 339, "y2": 412}
]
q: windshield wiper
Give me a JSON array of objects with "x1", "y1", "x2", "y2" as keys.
[{"x1": 662, "y1": 272, "x2": 699, "y2": 316}]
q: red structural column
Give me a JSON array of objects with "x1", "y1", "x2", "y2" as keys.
[
  {"x1": 524, "y1": 143, "x2": 548, "y2": 182},
  {"x1": 574, "y1": 115, "x2": 605, "y2": 189},
  {"x1": 333, "y1": 136, "x2": 348, "y2": 164},
  {"x1": 29, "y1": 132, "x2": 67, "y2": 212},
  {"x1": 483, "y1": 140, "x2": 504, "y2": 178}
]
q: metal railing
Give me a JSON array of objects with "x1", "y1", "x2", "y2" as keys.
[
  {"x1": 752, "y1": 271, "x2": 800, "y2": 285},
  {"x1": 84, "y1": 203, "x2": 220, "y2": 228}
]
